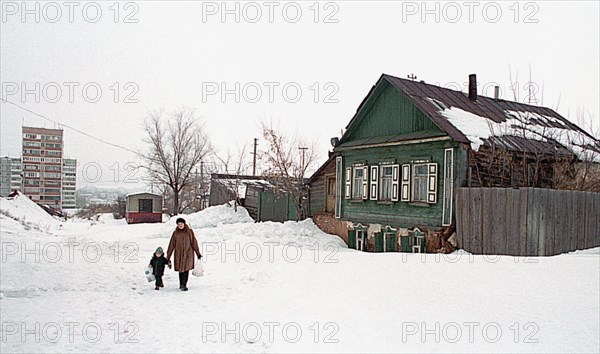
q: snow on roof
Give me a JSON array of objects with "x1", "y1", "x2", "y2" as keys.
[
  {"x1": 125, "y1": 192, "x2": 163, "y2": 198},
  {"x1": 440, "y1": 105, "x2": 600, "y2": 162},
  {"x1": 214, "y1": 178, "x2": 272, "y2": 198}
]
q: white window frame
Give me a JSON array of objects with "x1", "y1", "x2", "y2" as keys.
[
  {"x1": 408, "y1": 162, "x2": 438, "y2": 204},
  {"x1": 369, "y1": 165, "x2": 379, "y2": 201},
  {"x1": 400, "y1": 164, "x2": 410, "y2": 201},
  {"x1": 344, "y1": 166, "x2": 351, "y2": 200},
  {"x1": 335, "y1": 156, "x2": 343, "y2": 218},
  {"x1": 352, "y1": 166, "x2": 368, "y2": 200},
  {"x1": 378, "y1": 165, "x2": 394, "y2": 201},
  {"x1": 412, "y1": 163, "x2": 429, "y2": 203},
  {"x1": 442, "y1": 148, "x2": 454, "y2": 226}
]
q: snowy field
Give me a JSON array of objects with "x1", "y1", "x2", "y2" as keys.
[{"x1": 0, "y1": 193, "x2": 599, "y2": 353}]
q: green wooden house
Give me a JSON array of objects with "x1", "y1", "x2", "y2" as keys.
[{"x1": 315, "y1": 73, "x2": 599, "y2": 253}]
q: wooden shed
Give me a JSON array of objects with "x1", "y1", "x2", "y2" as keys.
[{"x1": 125, "y1": 192, "x2": 163, "y2": 224}]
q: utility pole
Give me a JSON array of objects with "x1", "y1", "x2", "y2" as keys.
[
  {"x1": 298, "y1": 147, "x2": 308, "y2": 180},
  {"x1": 407, "y1": 73, "x2": 418, "y2": 81},
  {"x1": 195, "y1": 169, "x2": 199, "y2": 211},
  {"x1": 252, "y1": 138, "x2": 258, "y2": 176},
  {"x1": 200, "y1": 161, "x2": 204, "y2": 210}
]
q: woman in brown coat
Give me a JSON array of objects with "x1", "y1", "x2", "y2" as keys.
[{"x1": 166, "y1": 217, "x2": 202, "y2": 291}]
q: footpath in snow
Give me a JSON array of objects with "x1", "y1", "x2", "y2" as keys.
[{"x1": 0, "y1": 194, "x2": 598, "y2": 352}]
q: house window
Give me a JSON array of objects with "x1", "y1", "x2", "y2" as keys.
[
  {"x1": 379, "y1": 165, "x2": 393, "y2": 200},
  {"x1": 412, "y1": 164, "x2": 429, "y2": 202},
  {"x1": 352, "y1": 167, "x2": 364, "y2": 199}
]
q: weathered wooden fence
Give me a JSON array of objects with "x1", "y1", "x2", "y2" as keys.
[{"x1": 456, "y1": 188, "x2": 600, "y2": 256}]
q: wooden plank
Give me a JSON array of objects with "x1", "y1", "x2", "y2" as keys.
[
  {"x1": 495, "y1": 188, "x2": 507, "y2": 255},
  {"x1": 596, "y1": 193, "x2": 600, "y2": 249},
  {"x1": 565, "y1": 190, "x2": 575, "y2": 252},
  {"x1": 456, "y1": 188, "x2": 464, "y2": 249},
  {"x1": 550, "y1": 190, "x2": 560, "y2": 256},
  {"x1": 519, "y1": 188, "x2": 528, "y2": 257},
  {"x1": 526, "y1": 188, "x2": 539, "y2": 256},
  {"x1": 558, "y1": 190, "x2": 570, "y2": 254},
  {"x1": 475, "y1": 188, "x2": 484, "y2": 254},
  {"x1": 482, "y1": 188, "x2": 493, "y2": 254},
  {"x1": 462, "y1": 188, "x2": 472, "y2": 252},
  {"x1": 506, "y1": 188, "x2": 515, "y2": 255},
  {"x1": 581, "y1": 191, "x2": 589, "y2": 250},
  {"x1": 509, "y1": 188, "x2": 520, "y2": 256},
  {"x1": 572, "y1": 191, "x2": 581, "y2": 250},
  {"x1": 596, "y1": 193, "x2": 600, "y2": 248},
  {"x1": 470, "y1": 188, "x2": 482, "y2": 254},
  {"x1": 537, "y1": 189, "x2": 549, "y2": 256},
  {"x1": 545, "y1": 189, "x2": 555, "y2": 256},
  {"x1": 576, "y1": 191, "x2": 585, "y2": 250},
  {"x1": 584, "y1": 192, "x2": 595, "y2": 249},
  {"x1": 463, "y1": 188, "x2": 475, "y2": 253},
  {"x1": 538, "y1": 189, "x2": 550, "y2": 256},
  {"x1": 555, "y1": 190, "x2": 564, "y2": 255},
  {"x1": 552, "y1": 190, "x2": 562, "y2": 255}
]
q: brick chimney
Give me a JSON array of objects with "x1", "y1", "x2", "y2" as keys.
[{"x1": 468, "y1": 74, "x2": 477, "y2": 101}]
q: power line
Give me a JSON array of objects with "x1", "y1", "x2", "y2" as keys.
[{"x1": 0, "y1": 97, "x2": 140, "y2": 157}]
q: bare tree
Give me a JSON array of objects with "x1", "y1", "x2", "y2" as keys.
[
  {"x1": 142, "y1": 108, "x2": 212, "y2": 215},
  {"x1": 215, "y1": 145, "x2": 249, "y2": 211},
  {"x1": 259, "y1": 122, "x2": 318, "y2": 220}
]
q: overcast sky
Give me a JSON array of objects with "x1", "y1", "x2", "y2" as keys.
[{"x1": 1, "y1": 0, "x2": 599, "y2": 189}]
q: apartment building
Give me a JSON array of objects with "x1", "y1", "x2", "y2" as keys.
[
  {"x1": 22, "y1": 126, "x2": 64, "y2": 209},
  {"x1": 0, "y1": 157, "x2": 22, "y2": 196},
  {"x1": 62, "y1": 158, "x2": 77, "y2": 209}
]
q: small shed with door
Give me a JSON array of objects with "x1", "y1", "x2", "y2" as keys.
[{"x1": 125, "y1": 192, "x2": 163, "y2": 224}]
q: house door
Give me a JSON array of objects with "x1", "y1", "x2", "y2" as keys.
[
  {"x1": 325, "y1": 176, "x2": 336, "y2": 213},
  {"x1": 139, "y1": 199, "x2": 153, "y2": 212}
]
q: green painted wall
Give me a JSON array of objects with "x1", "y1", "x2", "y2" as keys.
[
  {"x1": 340, "y1": 141, "x2": 463, "y2": 228},
  {"x1": 345, "y1": 81, "x2": 441, "y2": 141}
]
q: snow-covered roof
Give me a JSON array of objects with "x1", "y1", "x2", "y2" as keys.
[
  {"x1": 441, "y1": 106, "x2": 600, "y2": 161},
  {"x1": 339, "y1": 74, "x2": 600, "y2": 162},
  {"x1": 125, "y1": 192, "x2": 163, "y2": 198},
  {"x1": 213, "y1": 178, "x2": 273, "y2": 198}
]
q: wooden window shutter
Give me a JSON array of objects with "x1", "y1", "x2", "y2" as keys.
[
  {"x1": 345, "y1": 167, "x2": 351, "y2": 199},
  {"x1": 369, "y1": 165, "x2": 378, "y2": 201},
  {"x1": 362, "y1": 166, "x2": 369, "y2": 200},
  {"x1": 427, "y1": 163, "x2": 438, "y2": 204},
  {"x1": 335, "y1": 156, "x2": 343, "y2": 219},
  {"x1": 401, "y1": 164, "x2": 411, "y2": 202},
  {"x1": 391, "y1": 164, "x2": 400, "y2": 202}
]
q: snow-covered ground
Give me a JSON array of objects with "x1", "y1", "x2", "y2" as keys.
[{"x1": 0, "y1": 193, "x2": 598, "y2": 352}]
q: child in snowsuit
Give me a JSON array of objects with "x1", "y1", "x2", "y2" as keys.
[{"x1": 149, "y1": 247, "x2": 171, "y2": 290}]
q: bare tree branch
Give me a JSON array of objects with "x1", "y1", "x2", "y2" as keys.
[{"x1": 142, "y1": 108, "x2": 213, "y2": 214}]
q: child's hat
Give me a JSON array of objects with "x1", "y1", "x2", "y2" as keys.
[
  {"x1": 155, "y1": 247, "x2": 163, "y2": 255},
  {"x1": 176, "y1": 217, "x2": 186, "y2": 224}
]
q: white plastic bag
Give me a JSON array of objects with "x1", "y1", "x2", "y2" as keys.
[
  {"x1": 192, "y1": 260, "x2": 204, "y2": 277},
  {"x1": 145, "y1": 266, "x2": 155, "y2": 282}
]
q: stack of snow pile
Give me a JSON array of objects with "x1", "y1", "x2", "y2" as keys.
[
  {"x1": 200, "y1": 218, "x2": 347, "y2": 249},
  {"x1": 166, "y1": 202, "x2": 254, "y2": 230},
  {"x1": 0, "y1": 192, "x2": 60, "y2": 231}
]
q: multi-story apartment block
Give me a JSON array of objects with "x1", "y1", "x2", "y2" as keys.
[
  {"x1": 22, "y1": 126, "x2": 64, "y2": 209},
  {"x1": 62, "y1": 158, "x2": 77, "y2": 209},
  {"x1": 0, "y1": 157, "x2": 22, "y2": 196}
]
